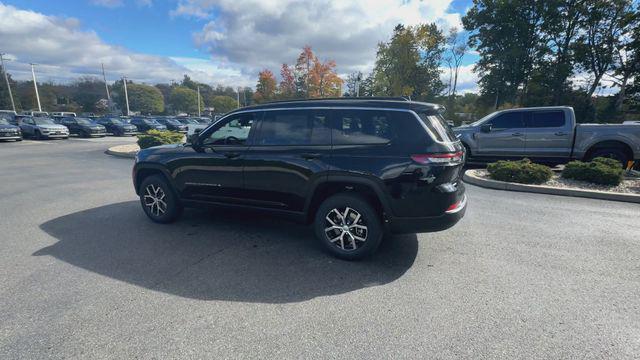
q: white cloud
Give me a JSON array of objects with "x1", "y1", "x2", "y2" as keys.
[
  {"x1": 90, "y1": 0, "x2": 124, "y2": 8},
  {"x1": 440, "y1": 64, "x2": 479, "y2": 94},
  {"x1": 0, "y1": 4, "x2": 245, "y2": 87},
  {"x1": 176, "y1": 0, "x2": 463, "y2": 75}
]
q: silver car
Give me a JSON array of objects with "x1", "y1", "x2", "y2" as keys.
[{"x1": 18, "y1": 116, "x2": 69, "y2": 140}]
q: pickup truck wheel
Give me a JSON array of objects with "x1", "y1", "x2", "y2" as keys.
[
  {"x1": 314, "y1": 193, "x2": 383, "y2": 260},
  {"x1": 139, "y1": 175, "x2": 182, "y2": 223},
  {"x1": 587, "y1": 149, "x2": 629, "y2": 168}
]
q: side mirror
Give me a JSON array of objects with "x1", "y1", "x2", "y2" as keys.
[{"x1": 480, "y1": 123, "x2": 492, "y2": 133}]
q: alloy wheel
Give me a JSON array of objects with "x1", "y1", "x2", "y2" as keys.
[
  {"x1": 143, "y1": 184, "x2": 168, "y2": 217},
  {"x1": 324, "y1": 207, "x2": 368, "y2": 251}
]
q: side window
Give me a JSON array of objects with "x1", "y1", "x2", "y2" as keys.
[
  {"x1": 255, "y1": 109, "x2": 330, "y2": 146},
  {"x1": 528, "y1": 111, "x2": 565, "y2": 128},
  {"x1": 202, "y1": 112, "x2": 259, "y2": 146},
  {"x1": 332, "y1": 110, "x2": 394, "y2": 145},
  {"x1": 25, "y1": 118, "x2": 34, "y2": 125},
  {"x1": 488, "y1": 112, "x2": 525, "y2": 130}
]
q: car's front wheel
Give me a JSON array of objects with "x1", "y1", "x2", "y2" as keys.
[
  {"x1": 314, "y1": 193, "x2": 383, "y2": 260},
  {"x1": 139, "y1": 175, "x2": 182, "y2": 223}
]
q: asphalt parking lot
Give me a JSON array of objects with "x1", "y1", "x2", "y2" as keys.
[{"x1": 1, "y1": 137, "x2": 639, "y2": 359}]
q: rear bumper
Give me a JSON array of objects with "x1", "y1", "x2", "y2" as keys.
[{"x1": 387, "y1": 195, "x2": 467, "y2": 234}]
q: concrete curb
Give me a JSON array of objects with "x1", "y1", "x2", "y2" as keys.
[
  {"x1": 463, "y1": 169, "x2": 640, "y2": 204},
  {"x1": 105, "y1": 145, "x2": 138, "y2": 159}
]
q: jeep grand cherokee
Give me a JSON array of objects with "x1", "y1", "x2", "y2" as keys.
[{"x1": 132, "y1": 98, "x2": 467, "y2": 259}]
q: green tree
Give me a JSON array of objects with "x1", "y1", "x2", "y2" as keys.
[
  {"x1": 370, "y1": 24, "x2": 445, "y2": 101},
  {"x1": 211, "y1": 95, "x2": 238, "y2": 114},
  {"x1": 169, "y1": 86, "x2": 201, "y2": 114},
  {"x1": 463, "y1": 0, "x2": 546, "y2": 107},
  {"x1": 112, "y1": 81, "x2": 164, "y2": 114}
]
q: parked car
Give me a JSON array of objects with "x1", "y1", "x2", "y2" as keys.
[
  {"x1": 20, "y1": 111, "x2": 50, "y2": 117},
  {"x1": 154, "y1": 118, "x2": 188, "y2": 133},
  {"x1": 96, "y1": 117, "x2": 138, "y2": 136},
  {"x1": 175, "y1": 117, "x2": 200, "y2": 126},
  {"x1": 58, "y1": 117, "x2": 106, "y2": 137},
  {"x1": 132, "y1": 98, "x2": 467, "y2": 260},
  {"x1": 51, "y1": 112, "x2": 77, "y2": 120},
  {"x1": 0, "y1": 117, "x2": 22, "y2": 141},
  {"x1": 454, "y1": 106, "x2": 640, "y2": 167},
  {"x1": 184, "y1": 117, "x2": 212, "y2": 136},
  {"x1": 130, "y1": 118, "x2": 167, "y2": 132},
  {"x1": 17, "y1": 116, "x2": 69, "y2": 139}
]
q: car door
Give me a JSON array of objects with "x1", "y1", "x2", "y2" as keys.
[
  {"x1": 61, "y1": 118, "x2": 78, "y2": 134},
  {"x1": 524, "y1": 110, "x2": 572, "y2": 159},
  {"x1": 243, "y1": 109, "x2": 332, "y2": 212},
  {"x1": 20, "y1": 118, "x2": 35, "y2": 136},
  {"x1": 173, "y1": 111, "x2": 260, "y2": 204},
  {"x1": 476, "y1": 111, "x2": 526, "y2": 157}
]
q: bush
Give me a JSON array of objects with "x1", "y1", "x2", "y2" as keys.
[
  {"x1": 487, "y1": 158, "x2": 553, "y2": 184},
  {"x1": 562, "y1": 157, "x2": 623, "y2": 186},
  {"x1": 137, "y1": 130, "x2": 185, "y2": 149}
]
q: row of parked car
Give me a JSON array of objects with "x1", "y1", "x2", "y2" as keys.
[{"x1": 0, "y1": 110, "x2": 215, "y2": 141}]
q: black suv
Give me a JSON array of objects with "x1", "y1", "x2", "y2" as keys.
[
  {"x1": 59, "y1": 117, "x2": 107, "y2": 137},
  {"x1": 132, "y1": 99, "x2": 467, "y2": 259}
]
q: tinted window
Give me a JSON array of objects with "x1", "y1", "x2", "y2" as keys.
[
  {"x1": 332, "y1": 110, "x2": 395, "y2": 145},
  {"x1": 488, "y1": 112, "x2": 525, "y2": 130},
  {"x1": 202, "y1": 112, "x2": 259, "y2": 146},
  {"x1": 417, "y1": 112, "x2": 456, "y2": 142},
  {"x1": 528, "y1": 111, "x2": 565, "y2": 128},
  {"x1": 256, "y1": 110, "x2": 330, "y2": 146}
]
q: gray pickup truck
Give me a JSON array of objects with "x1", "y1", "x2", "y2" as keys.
[{"x1": 454, "y1": 106, "x2": 640, "y2": 166}]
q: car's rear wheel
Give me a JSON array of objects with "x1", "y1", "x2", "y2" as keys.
[
  {"x1": 139, "y1": 175, "x2": 182, "y2": 223},
  {"x1": 314, "y1": 193, "x2": 383, "y2": 260}
]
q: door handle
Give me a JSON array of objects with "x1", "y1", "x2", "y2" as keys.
[
  {"x1": 301, "y1": 153, "x2": 322, "y2": 160},
  {"x1": 223, "y1": 152, "x2": 241, "y2": 159},
  {"x1": 554, "y1": 132, "x2": 567, "y2": 136},
  {"x1": 511, "y1": 132, "x2": 524, "y2": 137}
]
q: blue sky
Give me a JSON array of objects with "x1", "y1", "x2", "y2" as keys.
[{"x1": 1, "y1": 0, "x2": 478, "y2": 90}]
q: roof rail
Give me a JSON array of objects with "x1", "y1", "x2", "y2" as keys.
[{"x1": 262, "y1": 96, "x2": 412, "y2": 105}]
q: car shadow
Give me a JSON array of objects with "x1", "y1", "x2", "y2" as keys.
[{"x1": 36, "y1": 201, "x2": 418, "y2": 303}]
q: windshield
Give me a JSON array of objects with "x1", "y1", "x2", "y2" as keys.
[
  {"x1": 144, "y1": 119, "x2": 159, "y2": 125},
  {"x1": 468, "y1": 113, "x2": 493, "y2": 127},
  {"x1": 34, "y1": 118, "x2": 56, "y2": 125},
  {"x1": 0, "y1": 119, "x2": 9, "y2": 125},
  {"x1": 108, "y1": 119, "x2": 123, "y2": 125},
  {"x1": 165, "y1": 119, "x2": 181, "y2": 125},
  {"x1": 76, "y1": 118, "x2": 94, "y2": 125}
]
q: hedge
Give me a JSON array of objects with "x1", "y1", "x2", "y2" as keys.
[
  {"x1": 137, "y1": 130, "x2": 185, "y2": 149},
  {"x1": 562, "y1": 157, "x2": 623, "y2": 186},
  {"x1": 487, "y1": 158, "x2": 553, "y2": 184}
]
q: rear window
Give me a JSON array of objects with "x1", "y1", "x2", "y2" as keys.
[
  {"x1": 417, "y1": 112, "x2": 457, "y2": 142},
  {"x1": 332, "y1": 109, "x2": 395, "y2": 145},
  {"x1": 256, "y1": 109, "x2": 330, "y2": 145},
  {"x1": 528, "y1": 111, "x2": 565, "y2": 128}
]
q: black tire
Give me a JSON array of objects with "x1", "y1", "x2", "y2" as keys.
[
  {"x1": 139, "y1": 175, "x2": 183, "y2": 223},
  {"x1": 15, "y1": 138, "x2": 22, "y2": 142},
  {"x1": 314, "y1": 193, "x2": 383, "y2": 260},
  {"x1": 586, "y1": 148, "x2": 629, "y2": 168}
]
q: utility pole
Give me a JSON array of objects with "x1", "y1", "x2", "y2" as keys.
[
  {"x1": 101, "y1": 63, "x2": 111, "y2": 108},
  {"x1": 197, "y1": 85, "x2": 201, "y2": 117},
  {"x1": 236, "y1": 87, "x2": 240, "y2": 108},
  {"x1": 122, "y1": 76, "x2": 130, "y2": 116},
  {"x1": 355, "y1": 73, "x2": 362, "y2": 97},
  {"x1": 30, "y1": 64, "x2": 42, "y2": 112},
  {"x1": 0, "y1": 53, "x2": 16, "y2": 112}
]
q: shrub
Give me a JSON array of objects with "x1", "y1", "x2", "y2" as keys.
[
  {"x1": 487, "y1": 158, "x2": 553, "y2": 184},
  {"x1": 562, "y1": 157, "x2": 623, "y2": 186},
  {"x1": 137, "y1": 130, "x2": 184, "y2": 149}
]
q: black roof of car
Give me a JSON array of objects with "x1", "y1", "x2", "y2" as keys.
[{"x1": 230, "y1": 97, "x2": 444, "y2": 114}]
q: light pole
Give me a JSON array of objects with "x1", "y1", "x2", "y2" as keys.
[
  {"x1": 122, "y1": 76, "x2": 130, "y2": 116},
  {"x1": 236, "y1": 87, "x2": 240, "y2": 108},
  {"x1": 0, "y1": 53, "x2": 16, "y2": 112},
  {"x1": 101, "y1": 63, "x2": 111, "y2": 109},
  {"x1": 197, "y1": 85, "x2": 201, "y2": 117},
  {"x1": 30, "y1": 63, "x2": 42, "y2": 112}
]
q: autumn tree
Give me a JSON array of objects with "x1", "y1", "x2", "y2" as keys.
[
  {"x1": 253, "y1": 69, "x2": 277, "y2": 103},
  {"x1": 279, "y1": 64, "x2": 297, "y2": 99}
]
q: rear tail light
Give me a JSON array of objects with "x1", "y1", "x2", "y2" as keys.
[
  {"x1": 445, "y1": 195, "x2": 467, "y2": 214},
  {"x1": 411, "y1": 151, "x2": 464, "y2": 165}
]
